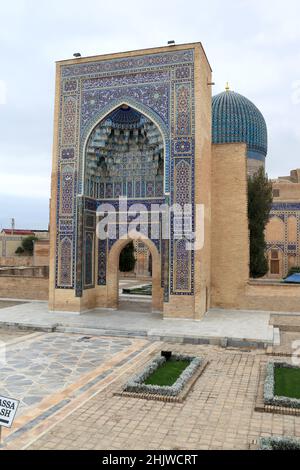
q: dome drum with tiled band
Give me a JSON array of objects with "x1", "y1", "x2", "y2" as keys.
[{"x1": 212, "y1": 85, "x2": 268, "y2": 176}]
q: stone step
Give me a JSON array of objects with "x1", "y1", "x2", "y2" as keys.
[
  {"x1": 58, "y1": 325, "x2": 271, "y2": 348},
  {"x1": 270, "y1": 315, "x2": 300, "y2": 332},
  {"x1": 56, "y1": 326, "x2": 148, "y2": 338},
  {"x1": 0, "y1": 320, "x2": 58, "y2": 332},
  {"x1": 0, "y1": 319, "x2": 273, "y2": 348}
]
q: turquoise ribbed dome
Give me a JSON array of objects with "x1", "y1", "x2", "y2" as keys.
[{"x1": 212, "y1": 90, "x2": 268, "y2": 162}]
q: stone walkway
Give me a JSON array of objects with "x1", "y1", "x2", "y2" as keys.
[
  {"x1": 0, "y1": 301, "x2": 277, "y2": 347},
  {"x1": 0, "y1": 300, "x2": 25, "y2": 310},
  {"x1": 0, "y1": 333, "x2": 147, "y2": 418},
  {"x1": 0, "y1": 333, "x2": 152, "y2": 450},
  {"x1": 270, "y1": 314, "x2": 300, "y2": 332},
  {"x1": 23, "y1": 343, "x2": 300, "y2": 450},
  {"x1": 0, "y1": 328, "x2": 30, "y2": 344}
]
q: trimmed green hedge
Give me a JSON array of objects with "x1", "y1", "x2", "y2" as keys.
[{"x1": 260, "y1": 436, "x2": 300, "y2": 450}]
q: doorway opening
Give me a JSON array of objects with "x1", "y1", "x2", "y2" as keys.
[
  {"x1": 118, "y1": 240, "x2": 153, "y2": 313},
  {"x1": 268, "y1": 248, "x2": 282, "y2": 277},
  {"x1": 106, "y1": 235, "x2": 163, "y2": 313}
]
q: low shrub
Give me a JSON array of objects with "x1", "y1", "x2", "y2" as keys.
[{"x1": 260, "y1": 436, "x2": 300, "y2": 450}]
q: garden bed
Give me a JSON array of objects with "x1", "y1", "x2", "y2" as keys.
[
  {"x1": 259, "y1": 436, "x2": 300, "y2": 450},
  {"x1": 116, "y1": 352, "x2": 208, "y2": 402},
  {"x1": 264, "y1": 362, "x2": 300, "y2": 409},
  {"x1": 255, "y1": 362, "x2": 300, "y2": 415}
]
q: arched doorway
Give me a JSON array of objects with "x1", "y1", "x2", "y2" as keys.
[
  {"x1": 267, "y1": 247, "x2": 283, "y2": 278},
  {"x1": 118, "y1": 240, "x2": 153, "y2": 312},
  {"x1": 106, "y1": 234, "x2": 163, "y2": 312}
]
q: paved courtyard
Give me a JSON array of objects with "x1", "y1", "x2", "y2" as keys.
[
  {"x1": 0, "y1": 332, "x2": 141, "y2": 416},
  {"x1": 26, "y1": 343, "x2": 300, "y2": 450},
  {"x1": 0, "y1": 327, "x2": 299, "y2": 450}
]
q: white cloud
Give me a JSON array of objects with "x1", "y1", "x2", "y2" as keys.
[{"x1": 0, "y1": 173, "x2": 50, "y2": 198}]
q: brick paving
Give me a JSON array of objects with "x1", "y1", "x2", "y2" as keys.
[{"x1": 25, "y1": 344, "x2": 300, "y2": 450}]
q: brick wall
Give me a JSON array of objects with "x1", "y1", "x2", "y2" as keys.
[
  {"x1": 211, "y1": 143, "x2": 249, "y2": 308},
  {"x1": 0, "y1": 256, "x2": 33, "y2": 267},
  {"x1": 0, "y1": 276, "x2": 49, "y2": 301},
  {"x1": 33, "y1": 239, "x2": 50, "y2": 267},
  {"x1": 242, "y1": 281, "x2": 300, "y2": 313}
]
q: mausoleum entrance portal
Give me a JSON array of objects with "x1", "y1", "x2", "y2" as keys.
[{"x1": 51, "y1": 46, "x2": 202, "y2": 318}]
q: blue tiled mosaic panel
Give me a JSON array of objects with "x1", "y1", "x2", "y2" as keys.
[
  {"x1": 84, "y1": 232, "x2": 94, "y2": 287},
  {"x1": 58, "y1": 236, "x2": 73, "y2": 287},
  {"x1": 98, "y1": 238, "x2": 107, "y2": 286}
]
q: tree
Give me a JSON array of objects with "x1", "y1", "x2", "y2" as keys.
[
  {"x1": 15, "y1": 246, "x2": 25, "y2": 255},
  {"x1": 248, "y1": 167, "x2": 273, "y2": 278},
  {"x1": 20, "y1": 236, "x2": 38, "y2": 256},
  {"x1": 119, "y1": 241, "x2": 136, "y2": 272}
]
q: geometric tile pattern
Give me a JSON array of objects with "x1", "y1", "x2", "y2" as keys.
[
  {"x1": 55, "y1": 49, "x2": 196, "y2": 296},
  {"x1": 58, "y1": 237, "x2": 73, "y2": 287},
  {"x1": 84, "y1": 232, "x2": 94, "y2": 288}
]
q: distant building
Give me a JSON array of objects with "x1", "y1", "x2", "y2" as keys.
[
  {"x1": 0, "y1": 229, "x2": 49, "y2": 258},
  {"x1": 265, "y1": 169, "x2": 300, "y2": 278}
]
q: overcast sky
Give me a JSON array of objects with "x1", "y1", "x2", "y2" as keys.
[{"x1": 0, "y1": 0, "x2": 299, "y2": 229}]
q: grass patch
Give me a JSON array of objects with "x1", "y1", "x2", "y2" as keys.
[
  {"x1": 144, "y1": 359, "x2": 190, "y2": 386},
  {"x1": 275, "y1": 366, "x2": 300, "y2": 399},
  {"x1": 123, "y1": 285, "x2": 152, "y2": 296}
]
